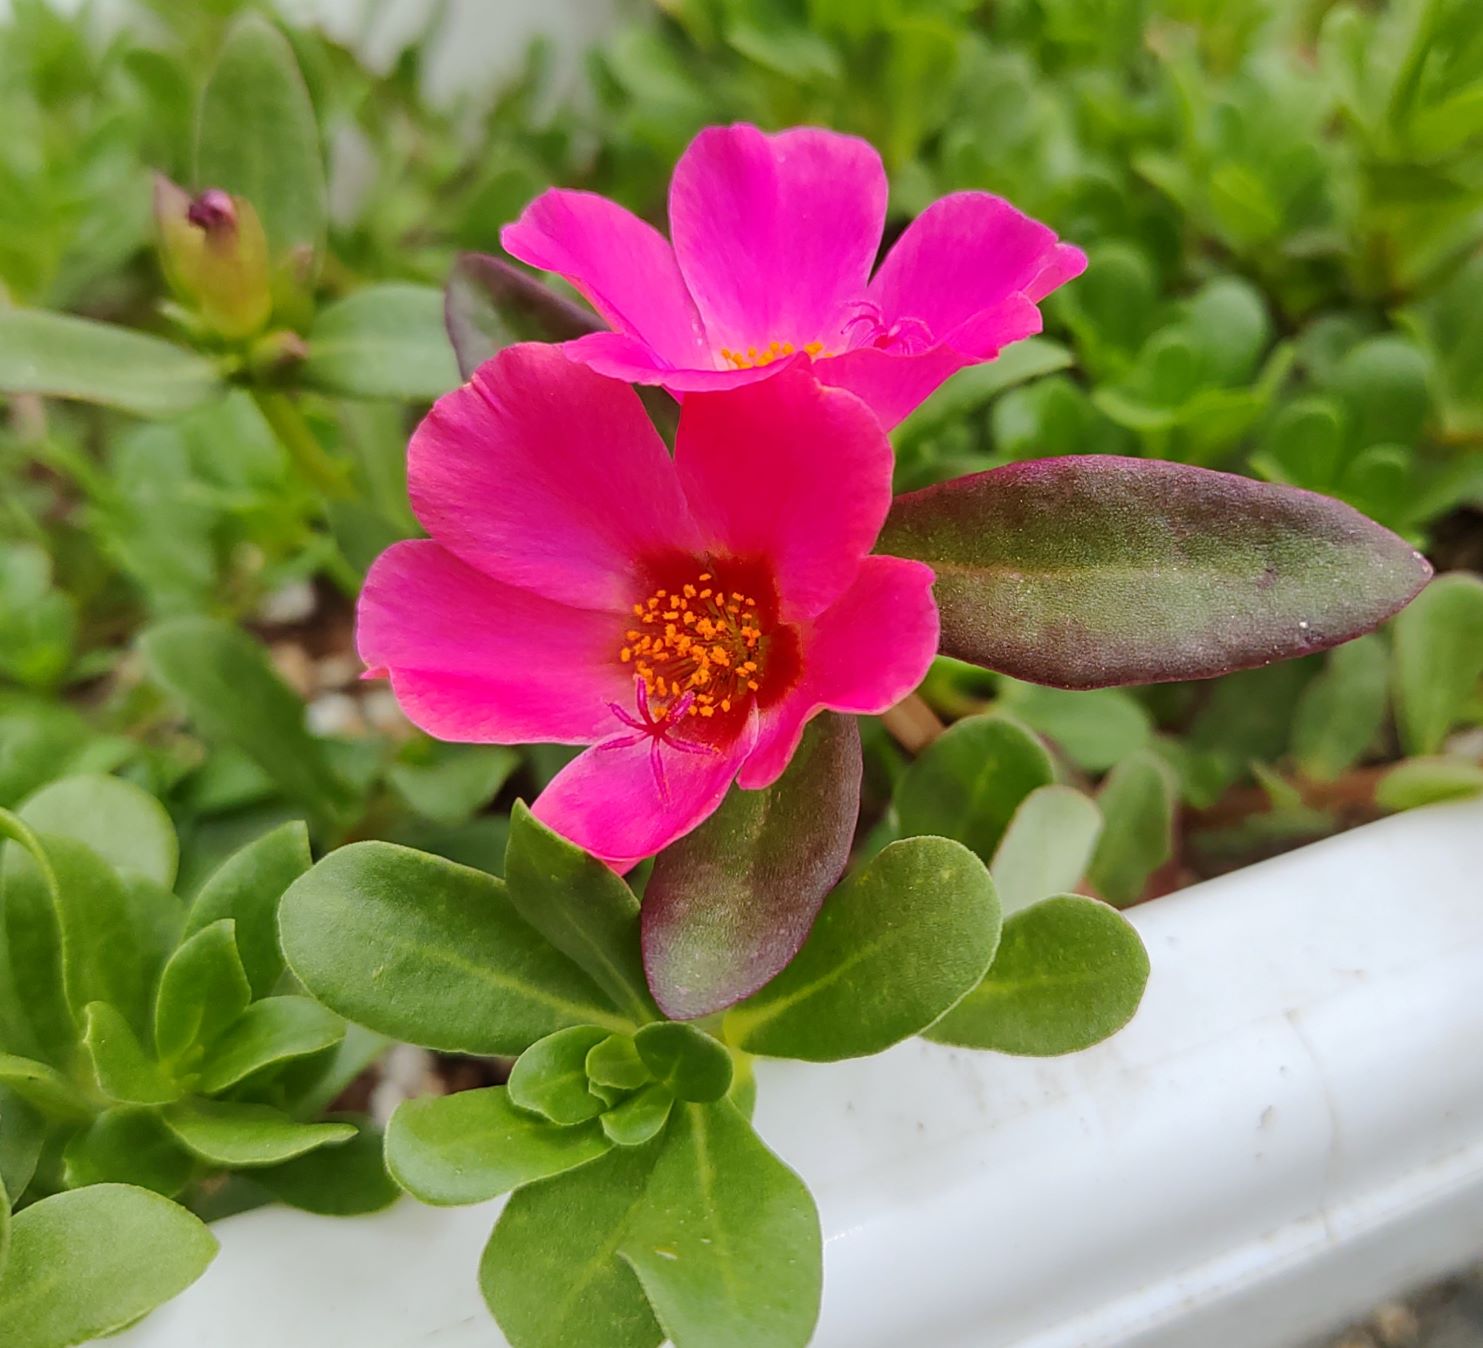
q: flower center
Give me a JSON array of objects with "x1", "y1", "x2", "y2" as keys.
[
  {"x1": 620, "y1": 572, "x2": 765, "y2": 718},
  {"x1": 719, "y1": 339, "x2": 825, "y2": 370}
]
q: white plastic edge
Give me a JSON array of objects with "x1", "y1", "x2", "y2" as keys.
[{"x1": 110, "y1": 797, "x2": 1483, "y2": 1348}]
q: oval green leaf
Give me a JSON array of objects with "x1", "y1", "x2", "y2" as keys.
[
  {"x1": 0, "y1": 310, "x2": 223, "y2": 418},
  {"x1": 927, "y1": 894, "x2": 1150, "y2": 1055},
  {"x1": 280, "y1": 842, "x2": 632, "y2": 1055},
  {"x1": 505, "y1": 803, "x2": 657, "y2": 1025},
  {"x1": 1393, "y1": 573, "x2": 1483, "y2": 756},
  {"x1": 991, "y1": 785, "x2": 1103, "y2": 915},
  {"x1": 196, "y1": 995, "x2": 345, "y2": 1094},
  {"x1": 304, "y1": 284, "x2": 460, "y2": 402},
  {"x1": 162, "y1": 1099, "x2": 354, "y2": 1167},
  {"x1": 1087, "y1": 749, "x2": 1176, "y2": 907},
  {"x1": 481, "y1": 1142, "x2": 664, "y2": 1348},
  {"x1": 507, "y1": 1026, "x2": 612, "y2": 1125},
  {"x1": 619, "y1": 1101, "x2": 821, "y2": 1348},
  {"x1": 154, "y1": 920, "x2": 252, "y2": 1065},
  {"x1": 19, "y1": 774, "x2": 177, "y2": 889},
  {"x1": 601, "y1": 1083, "x2": 674, "y2": 1148},
  {"x1": 196, "y1": 13, "x2": 326, "y2": 269},
  {"x1": 83, "y1": 1002, "x2": 181, "y2": 1105},
  {"x1": 386, "y1": 1087, "x2": 611, "y2": 1206},
  {"x1": 0, "y1": 1184, "x2": 217, "y2": 1346},
  {"x1": 183, "y1": 821, "x2": 311, "y2": 999},
  {"x1": 724, "y1": 837, "x2": 1001, "y2": 1061}
]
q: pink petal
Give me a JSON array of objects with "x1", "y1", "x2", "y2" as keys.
[
  {"x1": 559, "y1": 332, "x2": 804, "y2": 393},
  {"x1": 867, "y1": 191, "x2": 1086, "y2": 342},
  {"x1": 817, "y1": 295, "x2": 1044, "y2": 430},
  {"x1": 409, "y1": 345, "x2": 701, "y2": 611},
  {"x1": 738, "y1": 556, "x2": 938, "y2": 790},
  {"x1": 669, "y1": 124, "x2": 886, "y2": 354},
  {"x1": 533, "y1": 710, "x2": 759, "y2": 868},
  {"x1": 500, "y1": 189, "x2": 710, "y2": 368},
  {"x1": 674, "y1": 368, "x2": 893, "y2": 622},
  {"x1": 358, "y1": 540, "x2": 628, "y2": 744}
]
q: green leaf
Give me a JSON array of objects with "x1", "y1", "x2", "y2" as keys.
[
  {"x1": 1088, "y1": 750, "x2": 1176, "y2": 907},
  {"x1": 444, "y1": 252, "x2": 603, "y2": 380},
  {"x1": 197, "y1": 13, "x2": 326, "y2": 270},
  {"x1": 4, "y1": 829, "x2": 156, "y2": 1059},
  {"x1": 0, "y1": 1090, "x2": 47, "y2": 1199},
  {"x1": 878, "y1": 457, "x2": 1431, "y2": 688},
  {"x1": 990, "y1": 785, "x2": 1103, "y2": 915},
  {"x1": 304, "y1": 285, "x2": 460, "y2": 401},
  {"x1": 587, "y1": 1034, "x2": 651, "y2": 1091},
  {"x1": 724, "y1": 838, "x2": 1001, "y2": 1061},
  {"x1": 634, "y1": 1023, "x2": 732, "y2": 1103},
  {"x1": 601, "y1": 1083, "x2": 674, "y2": 1148},
  {"x1": 141, "y1": 620, "x2": 357, "y2": 835},
  {"x1": 197, "y1": 996, "x2": 344, "y2": 1094},
  {"x1": 1330, "y1": 335, "x2": 1431, "y2": 450},
  {"x1": 18, "y1": 773, "x2": 177, "y2": 889},
  {"x1": 927, "y1": 895, "x2": 1150, "y2": 1055},
  {"x1": 996, "y1": 682, "x2": 1154, "y2": 773},
  {"x1": 619, "y1": 1101, "x2": 821, "y2": 1348},
  {"x1": 84, "y1": 1002, "x2": 181, "y2": 1105},
  {"x1": 507, "y1": 1026, "x2": 612, "y2": 1125},
  {"x1": 0, "y1": 310, "x2": 223, "y2": 417},
  {"x1": 385, "y1": 1087, "x2": 611, "y2": 1206},
  {"x1": 183, "y1": 821, "x2": 311, "y2": 998},
  {"x1": 1401, "y1": 252, "x2": 1483, "y2": 439},
  {"x1": 481, "y1": 1142, "x2": 664, "y2": 1348},
  {"x1": 1291, "y1": 634, "x2": 1390, "y2": 780},
  {"x1": 280, "y1": 842, "x2": 631, "y2": 1056},
  {"x1": 253, "y1": 1117, "x2": 398, "y2": 1215},
  {"x1": 1376, "y1": 757, "x2": 1483, "y2": 811},
  {"x1": 642, "y1": 714, "x2": 862, "y2": 1020},
  {"x1": 154, "y1": 920, "x2": 252, "y2": 1065},
  {"x1": 162, "y1": 1099, "x2": 354, "y2": 1167},
  {"x1": 62, "y1": 1108, "x2": 195, "y2": 1197},
  {"x1": 893, "y1": 713, "x2": 1054, "y2": 865},
  {"x1": 1393, "y1": 575, "x2": 1483, "y2": 756},
  {"x1": 387, "y1": 745, "x2": 519, "y2": 828},
  {"x1": 0, "y1": 1053, "x2": 90, "y2": 1121},
  {"x1": 0, "y1": 1184, "x2": 217, "y2": 1346},
  {"x1": 505, "y1": 803, "x2": 657, "y2": 1025}
]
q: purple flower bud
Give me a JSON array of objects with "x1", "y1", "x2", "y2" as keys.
[
  {"x1": 186, "y1": 189, "x2": 239, "y2": 235},
  {"x1": 154, "y1": 174, "x2": 272, "y2": 340}
]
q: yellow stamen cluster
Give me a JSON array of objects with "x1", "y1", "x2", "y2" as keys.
[
  {"x1": 620, "y1": 573, "x2": 764, "y2": 717},
  {"x1": 719, "y1": 339, "x2": 825, "y2": 370}
]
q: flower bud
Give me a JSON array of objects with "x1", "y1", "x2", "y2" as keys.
[{"x1": 154, "y1": 175, "x2": 273, "y2": 341}]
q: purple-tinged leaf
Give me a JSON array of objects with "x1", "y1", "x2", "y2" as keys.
[
  {"x1": 642, "y1": 715, "x2": 861, "y2": 1021},
  {"x1": 878, "y1": 455, "x2": 1432, "y2": 689},
  {"x1": 444, "y1": 252, "x2": 602, "y2": 380}
]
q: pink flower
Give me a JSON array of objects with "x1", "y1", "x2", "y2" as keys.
[
  {"x1": 358, "y1": 345, "x2": 938, "y2": 868},
  {"x1": 501, "y1": 123, "x2": 1085, "y2": 430}
]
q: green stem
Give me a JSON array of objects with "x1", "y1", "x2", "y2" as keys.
[{"x1": 251, "y1": 389, "x2": 349, "y2": 499}]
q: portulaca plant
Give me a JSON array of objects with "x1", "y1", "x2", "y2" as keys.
[
  {"x1": 0, "y1": 15, "x2": 1445, "y2": 1348},
  {"x1": 270, "y1": 125, "x2": 1429, "y2": 1348}
]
